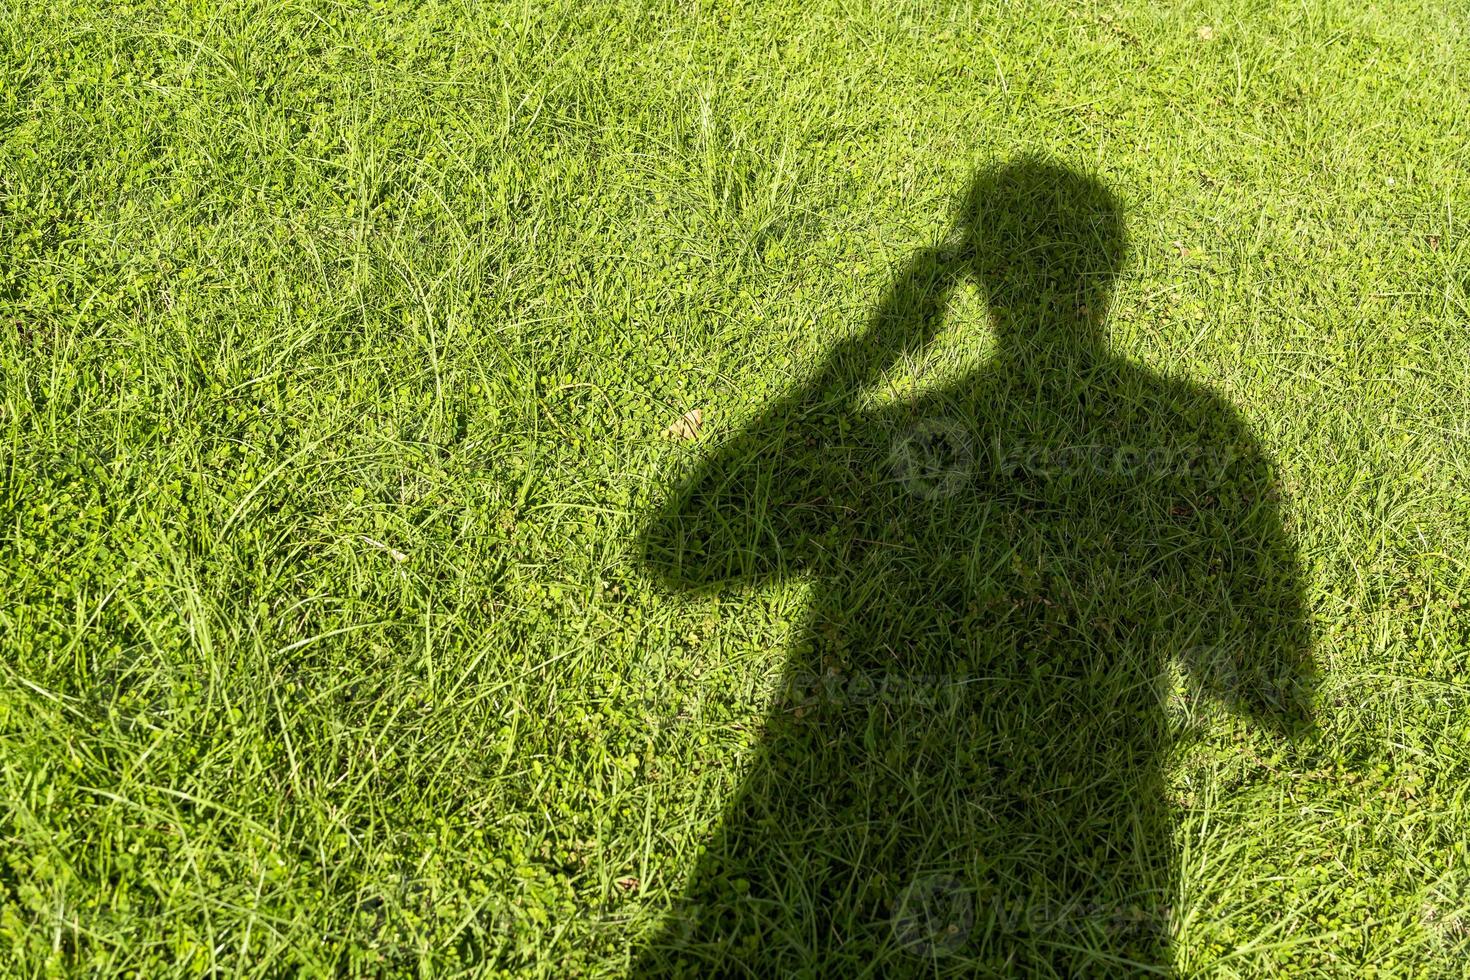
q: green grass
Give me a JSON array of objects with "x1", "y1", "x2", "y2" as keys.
[{"x1": 2, "y1": 0, "x2": 1468, "y2": 975}]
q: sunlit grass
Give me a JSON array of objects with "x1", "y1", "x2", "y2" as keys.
[{"x1": 1, "y1": 0, "x2": 1468, "y2": 974}]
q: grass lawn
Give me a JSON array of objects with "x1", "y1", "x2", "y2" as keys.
[{"x1": 3, "y1": 0, "x2": 1469, "y2": 975}]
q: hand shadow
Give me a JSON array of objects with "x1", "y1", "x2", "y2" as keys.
[{"x1": 632, "y1": 157, "x2": 1316, "y2": 977}]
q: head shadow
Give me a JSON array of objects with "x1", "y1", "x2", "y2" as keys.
[{"x1": 632, "y1": 156, "x2": 1315, "y2": 975}]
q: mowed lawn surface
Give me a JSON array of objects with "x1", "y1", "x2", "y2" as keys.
[{"x1": 2, "y1": 0, "x2": 1468, "y2": 975}]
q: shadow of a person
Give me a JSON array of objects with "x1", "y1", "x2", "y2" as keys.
[{"x1": 633, "y1": 158, "x2": 1315, "y2": 977}]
